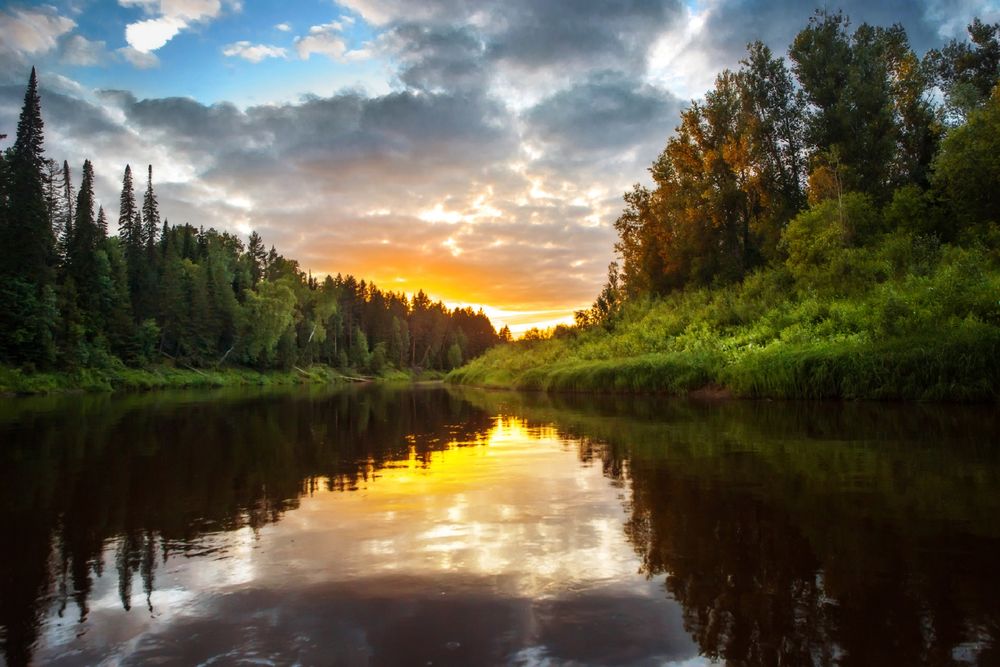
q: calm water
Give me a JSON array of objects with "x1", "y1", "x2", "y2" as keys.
[{"x1": 1, "y1": 387, "x2": 999, "y2": 666}]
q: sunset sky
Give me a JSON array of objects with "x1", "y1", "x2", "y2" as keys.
[{"x1": 1, "y1": 0, "x2": 997, "y2": 333}]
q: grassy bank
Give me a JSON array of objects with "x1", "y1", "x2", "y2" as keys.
[
  {"x1": 450, "y1": 237, "x2": 1000, "y2": 402},
  {"x1": 0, "y1": 363, "x2": 353, "y2": 395},
  {"x1": 0, "y1": 359, "x2": 447, "y2": 396}
]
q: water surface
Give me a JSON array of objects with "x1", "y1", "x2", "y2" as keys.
[{"x1": 1, "y1": 386, "x2": 998, "y2": 665}]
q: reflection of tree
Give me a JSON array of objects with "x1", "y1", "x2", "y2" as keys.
[
  {"x1": 456, "y1": 388, "x2": 1000, "y2": 666},
  {"x1": 620, "y1": 411, "x2": 1000, "y2": 665},
  {"x1": 0, "y1": 386, "x2": 493, "y2": 666}
]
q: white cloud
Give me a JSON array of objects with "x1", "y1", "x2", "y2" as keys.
[
  {"x1": 223, "y1": 41, "x2": 287, "y2": 63},
  {"x1": 292, "y1": 20, "x2": 371, "y2": 62},
  {"x1": 61, "y1": 34, "x2": 111, "y2": 66},
  {"x1": 0, "y1": 6, "x2": 76, "y2": 56},
  {"x1": 309, "y1": 20, "x2": 344, "y2": 34},
  {"x1": 645, "y1": 5, "x2": 714, "y2": 100},
  {"x1": 118, "y1": 45, "x2": 160, "y2": 68},
  {"x1": 125, "y1": 16, "x2": 185, "y2": 53},
  {"x1": 275, "y1": 22, "x2": 291, "y2": 32},
  {"x1": 295, "y1": 23, "x2": 347, "y2": 60},
  {"x1": 120, "y1": 0, "x2": 233, "y2": 53}
]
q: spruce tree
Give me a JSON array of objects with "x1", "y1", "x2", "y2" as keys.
[
  {"x1": 43, "y1": 158, "x2": 65, "y2": 245},
  {"x1": 247, "y1": 230, "x2": 266, "y2": 286},
  {"x1": 96, "y1": 205, "x2": 108, "y2": 239},
  {"x1": 118, "y1": 165, "x2": 139, "y2": 250},
  {"x1": 57, "y1": 160, "x2": 74, "y2": 260},
  {"x1": 141, "y1": 165, "x2": 160, "y2": 256},
  {"x1": 4, "y1": 67, "x2": 55, "y2": 286},
  {"x1": 119, "y1": 164, "x2": 150, "y2": 318},
  {"x1": 0, "y1": 144, "x2": 8, "y2": 238},
  {"x1": 67, "y1": 160, "x2": 100, "y2": 323}
]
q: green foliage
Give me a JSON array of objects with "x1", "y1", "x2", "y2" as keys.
[
  {"x1": 2, "y1": 69, "x2": 55, "y2": 291},
  {"x1": 932, "y1": 88, "x2": 1000, "y2": 231},
  {"x1": 239, "y1": 280, "x2": 297, "y2": 367},
  {"x1": 924, "y1": 18, "x2": 1000, "y2": 121},
  {"x1": 485, "y1": 12, "x2": 995, "y2": 403},
  {"x1": 782, "y1": 192, "x2": 879, "y2": 288},
  {"x1": 0, "y1": 279, "x2": 57, "y2": 368},
  {"x1": 451, "y1": 232, "x2": 1000, "y2": 402}
]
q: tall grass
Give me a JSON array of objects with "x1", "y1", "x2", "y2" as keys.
[
  {"x1": 450, "y1": 234, "x2": 1000, "y2": 402},
  {"x1": 0, "y1": 364, "x2": 346, "y2": 395}
]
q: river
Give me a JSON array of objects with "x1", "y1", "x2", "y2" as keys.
[{"x1": 1, "y1": 386, "x2": 998, "y2": 665}]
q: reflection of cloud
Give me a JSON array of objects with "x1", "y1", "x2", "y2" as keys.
[{"x1": 31, "y1": 415, "x2": 702, "y2": 664}]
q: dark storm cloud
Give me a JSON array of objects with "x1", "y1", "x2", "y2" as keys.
[
  {"x1": 91, "y1": 86, "x2": 517, "y2": 199},
  {"x1": 691, "y1": 0, "x2": 995, "y2": 76},
  {"x1": 353, "y1": 0, "x2": 686, "y2": 76},
  {"x1": 385, "y1": 24, "x2": 486, "y2": 92},
  {"x1": 484, "y1": 0, "x2": 684, "y2": 70},
  {"x1": 0, "y1": 83, "x2": 122, "y2": 142},
  {"x1": 8, "y1": 0, "x2": 996, "y2": 324},
  {"x1": 525, "y1": 71, "x2": 682, "y2": 157}
]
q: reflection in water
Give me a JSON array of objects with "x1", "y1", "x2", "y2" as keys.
[
  {"x1": 1, "y1": 386, "x2": 998, "y2": 665},
  {"x1": 464, "y1": 392, "x2": 1000, "y2": 666}
]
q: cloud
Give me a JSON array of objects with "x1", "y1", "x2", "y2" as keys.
[
  {"x1": 383, "y1": 24, "x2": 486, "y2": 92},
  {"x1": 120, "y1": 0, "x2": 234, "y2": 53},
  {"x1": 223, "y1": 41, "x2": 287, "y2": 63},
  {"x1": 0, "y1": 6, "x2": 76, "y2": 57},
  {"x1": 275, "y1": 22, "x2": 291, "y2": 32},
  {"x1": 60, "y1": 34, "x2": 111, "y2": 66},
  {"x1": 125, "y1": 16, "x2": 185, "y2": 53},
  {"x1": 525, "y1": 71, "x2": 681, "y2": 157},
  {"x1": 9, "y1": 0, "x2": 999, "y2": 326},
  {"x1": 295, "y1": 21, "x2": 349, "y2": 60},
  {"x1": 645, "y1": 0, "x2": 1000, "y2": 100},
  {"x1": 118, "y1": 45, "x2": 160, "y2": 68}
]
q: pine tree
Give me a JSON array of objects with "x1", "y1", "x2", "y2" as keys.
[
  {"x1": 141, "y1": 165, "x2": 159, "y2": 256},
  {"x1": 3, "y1": 67, "x2": 55, "y2": 286},
  {"x1": 118, "y1": 165, "x2": 139, "y2": 244},
  {"x1": 0, "y1": 145, "x2": 8, "y2": 234},
  {"x1": 57, "y1": 160, "x2": 74, "y2": 260},
  {"x1": 96, "y1": 205, "x2": 108, "y2": 239},
  {"x1": 67, "y1": 160, "x2": 101, "y2": 323},
  {"x1": 43, "y1": 158, "x2": 65, "y2": 246},
  {"x1": 247, "y1": 231, "x2": 266, "y2": 286}
]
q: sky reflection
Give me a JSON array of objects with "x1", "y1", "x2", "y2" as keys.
[{"x1": 32, "y1": 415, "x2": 701, "y2": 666}]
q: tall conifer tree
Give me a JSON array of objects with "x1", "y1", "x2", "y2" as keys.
[
  {"x1": 57, "y1": 160, "x2": 74, "y2": 259},
  {"x1": 118, "y1": 165, "x2": 139, "y2": 249},
  {"x1": 4, "y1": 67, "x2": 54, "y2": 286},
  {"x1": 67, "y1": 160, "x2": 100, "y2": 321},
  {"x1": 141, "y1": 165, "x2": 159, "y2": 256}
]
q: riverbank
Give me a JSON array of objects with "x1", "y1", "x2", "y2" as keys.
[
  {"x1": 0, "y1": 364, "x2": 431, "y2": 395},
  {"x1": 449, "y1": 242, "x2": 1000, "y2": 402},
  {"x1": 448, "y1": 330, "x2": 1000, "y2": 401}
]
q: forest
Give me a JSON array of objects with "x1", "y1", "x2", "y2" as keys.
[
  {"x1": 0, "y1": 74, "x2": 502, "y2": 390},
  {"x1": 452, "y1": 12, "x2": 1000, "y2": 401}
]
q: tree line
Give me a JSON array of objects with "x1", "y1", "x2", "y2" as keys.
[
  {"x1": 577, "y1": 12, "x2": 1000, "y2": 325},
  {"x1": 0, "y1": 69, "x2": 502, "y2": 373}
]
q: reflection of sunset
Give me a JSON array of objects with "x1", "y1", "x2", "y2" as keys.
[{"x1": 255, "y1": 417, "x2": 648, "y2": 595}]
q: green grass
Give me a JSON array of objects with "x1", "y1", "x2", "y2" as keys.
[
  {"x1": 0, "y1": 362, "x2": 448, "y2": 395},
  {"x1": 0, "y1": 363, "x2": 349, "y2": 395},
  {"x1": 450, "y1": 235, "x2": 1000, "y2": 402}
]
